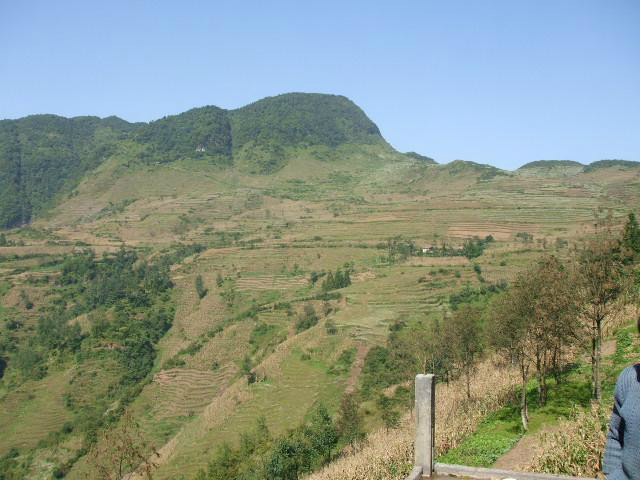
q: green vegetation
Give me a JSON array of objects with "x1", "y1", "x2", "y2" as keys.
[
  {"x1": 136, "y1": 106, "x2": 232, "y2": 164},
  {"x1": 1, "y1": 94, "x2": 639, "y2": 479},
  {"x1": 295, "y1": 304, "x2": 319, "y2": 333},
  {"x1": 0, "y1": 114, "x2": 134, "y2": 228},
  {"x1": 518, "y1": 160, "x2": 584, "y2": 170},
  {"x1": 0, "y1": 93, "x2": 387, "y2": 227},
  {"x1": 194, "y1": 405, "x2": 339, "y2": 480},
  {"x1": 404, "y1": 151, "x2": 436, "y2": 164},
  {"x1": 0, "y1": 247, "x2": 181, "y2": 476},
  {"x1": 583, "y1": 159, "x2": 640, "y2": 172},
  {"x1": 195, "y1": 275, "x2": 208, "y2": 299}
]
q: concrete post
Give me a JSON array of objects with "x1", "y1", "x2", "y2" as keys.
[{"x1": 415, "y1": 374, "x2": 435, "y2": 476}]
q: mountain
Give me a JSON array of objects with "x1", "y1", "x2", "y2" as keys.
[
  {"x1": 583, "y1": 159, "x2": 640, "y2": 173},
  {"x1": 518, "y1": 160, "x2": 585, "y2": 170},
  {"x1": 0, "y1": 114, "x2": 134, "y2": 228},
  {"x1": 2, "y1": 93, "x2": 639, "y2": 480},
  {"x1": 0, "y1": 93, "x2": 387, "y2": 228},
  {"x1": 404, "y1": 151, "x2": 437, "y2": 164}
]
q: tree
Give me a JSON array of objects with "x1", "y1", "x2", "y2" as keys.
[
  {"x1": 265, "y1": 433, "x2": 312, "y2": 480},
  {"x1": 621, "y1": 212, "x2": 640, "y2": 263},
  {"x1": 528, "y1": 256, "x2": 580, "y2": 402},
  {"x1": 490, "y1": 255, "x2": 581, "y2": 428},
  {"x1": 377, "y1": 394, "x2": 400, "y2": 431},
  {"x1": 444, "y1": 304, "x2": 485, "y2": 399},
  {"x1": 335, "y1": 392, "x2": 364, "y2": 446},
  {"x1": 221, "y1": 282, "x2": 236, "y2": 308},
  {"x1": 576, "y1": 235, "x2": 626, "y2": 401},
  {"x1": 241, "y1": 355, "x2": 256, "y2": 384},
  {"x1": 295, "y1": 304, "x2": 318, "y2": 333},
  {"x1": 195, "y1": 275, "x2": 208, "y2": 299},
  {"x1": 202, "y1": 443, "x2": 239, "y2": 480},
  {"x1": 490, "y1": 286, "x2": 535, "y2": 430},
  {"x1": 89, "y1": 412, "x2": 159, "y2": 480},
  {"x1": 403, "y1": 315, "x2": 452, "y2": 381},
  {"x1": 306, "y1": 404, "x2": 338, "y2": 464}
]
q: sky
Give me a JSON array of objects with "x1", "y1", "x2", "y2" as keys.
[{"x1": 1, "y1": 1, "x2": 639, "y2": 170}]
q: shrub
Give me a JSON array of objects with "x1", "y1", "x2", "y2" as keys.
[
  {"x1": 195, "y1": 275, "x2": 208, "y2": 299},
  {"x1": 325, "y1": 320, "x2": 337, "y2": 335},
  {"x1": 296, "y1": 304, "x2": 318, "y2": 333}
]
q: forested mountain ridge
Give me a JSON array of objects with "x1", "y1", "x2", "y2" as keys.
[
  {"x1": 0, "y1": 93, "x2": 388, "y2": 228},
  {"x1": 0, "y1": 114, "x2": 135, "y2": 229}
]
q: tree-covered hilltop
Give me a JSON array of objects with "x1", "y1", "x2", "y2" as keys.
[
  {"x1": 583, "y1": 159, "x2": 640, "y2": 173},
  {"x1": 135, "y1": 106, "x2": 233, "y2": 164},
  {"x1": 0, "y1": 114, "x2": 135, "y2": 228},
  {"x1": 518, "y1": 160, "x2": 584, "y2": 170},
  {"x1": 0, "y1": 93, "x2": 390, "y2": 228},
  {"x1": 229, "y1": 93, "x2": 386, "y2": 173},
  {"x1": 230, "y1": 93, "x2": 382, "y2": 150}
]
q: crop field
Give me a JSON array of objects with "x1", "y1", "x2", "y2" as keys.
[{"x1": 1, "y1": 156, "x2": 638, "y2": 479}]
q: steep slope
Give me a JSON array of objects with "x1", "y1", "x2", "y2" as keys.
[
  {"x1": 0, "y1": 115, "x2": 135, "y2": 228},
  {"x1": 229, "y1": 93, "x2": 387, "y2": 173},
  {"x1": 0, "y1": 93, "x2": 390, "y2": 227}
]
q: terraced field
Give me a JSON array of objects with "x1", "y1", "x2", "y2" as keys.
[
  {"x1": 2, "y1": 156, "x2": 639, "y2": 479},
  {"x1": 0, "y1": 369, "x2": 73, "y2": 454}
]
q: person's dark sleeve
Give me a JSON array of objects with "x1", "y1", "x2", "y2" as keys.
[{"x1": 603, "y1": 368, "x2": 629, "y2": 478}]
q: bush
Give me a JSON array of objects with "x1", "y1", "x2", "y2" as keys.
[
  {"x1": 296, "y1": 304, "x2": 318, "y2": 333},
  {"x1": 325, "y1": 320, "x2": 337, "y2": 335},
  {"x1": 195, "y1": 275, "x2": 208, "y2": 299}
]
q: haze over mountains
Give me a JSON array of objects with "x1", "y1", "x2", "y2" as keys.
[{"x1": 1, "y1": 92, "x2": 636, "y2": 229}]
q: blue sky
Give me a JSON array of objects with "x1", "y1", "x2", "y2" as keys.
[{"x1": 1, "y1": 0, "x2": 638, "y2": 169}]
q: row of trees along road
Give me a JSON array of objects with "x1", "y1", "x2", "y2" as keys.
[{"x1": 398, "y1": 213, "x2": 639, "y2": 431}]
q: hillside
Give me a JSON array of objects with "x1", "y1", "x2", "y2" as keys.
[
  {"x1": 0, "y1": 93, "x2": 388, "y2": 228},
  {"x1": 0, "y1": 115, "x2": 136, "y2": 228},
  {"x1": 0, "y1": 94, "x2": 639, "y2": 480}
]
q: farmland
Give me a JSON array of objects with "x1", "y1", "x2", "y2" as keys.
[{"x1": 0, "y1": 96, "x2": 639, "y2": 479}]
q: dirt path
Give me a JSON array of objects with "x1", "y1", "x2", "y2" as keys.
[
  {"x1": 493, "y1": 425, "x2": 560, "y2": 471},
  {"x1": 345, "y1": 343, "x2": 369, "y2": 393},
  {"x1": 494, "y1": 336, "x2": 617, "y2": 470},
  {"x1": 602, "y1": 338, "x2": 617, "y2": 357}
]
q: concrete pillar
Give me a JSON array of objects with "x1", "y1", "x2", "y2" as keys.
[{"x1": 415, "y1": 374, "x2": 435, "y2": 476}]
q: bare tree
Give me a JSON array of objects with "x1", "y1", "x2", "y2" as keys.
[
  {"x1": 444, "y1": 304, "x2": 485, "y2": 399},
  {"x1": 89, "y1": 412, "x2": 159, "y2": 480},
  {"x1": 529, "y1": 256, "x2": 580, "y2": 404},
  {"x1": 490, "y1": 284, "x2": 536, "y2": 430},
  {"x1": 576, "y1": 234, "x2": 625, "y2": 401},
  {"x1": 490, "y1": 255, "x2": 579, "y2": 429}
]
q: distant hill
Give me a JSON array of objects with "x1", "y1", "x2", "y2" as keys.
[
  {"x1": 583, "y1": 159, "x2": 640, "y2": 173},
  {"x1": 518, "y1": 160, "x2": 584, "y2": 170},
  {"x1": 0, "y1": 93, "x2": 387, "y2": 228},
  {"x1": 404, "y1": 151, "x2": 437, "y2": 164},
  {"x1": 440, "y1": 159, "x2": 509, "y2": 180}
]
